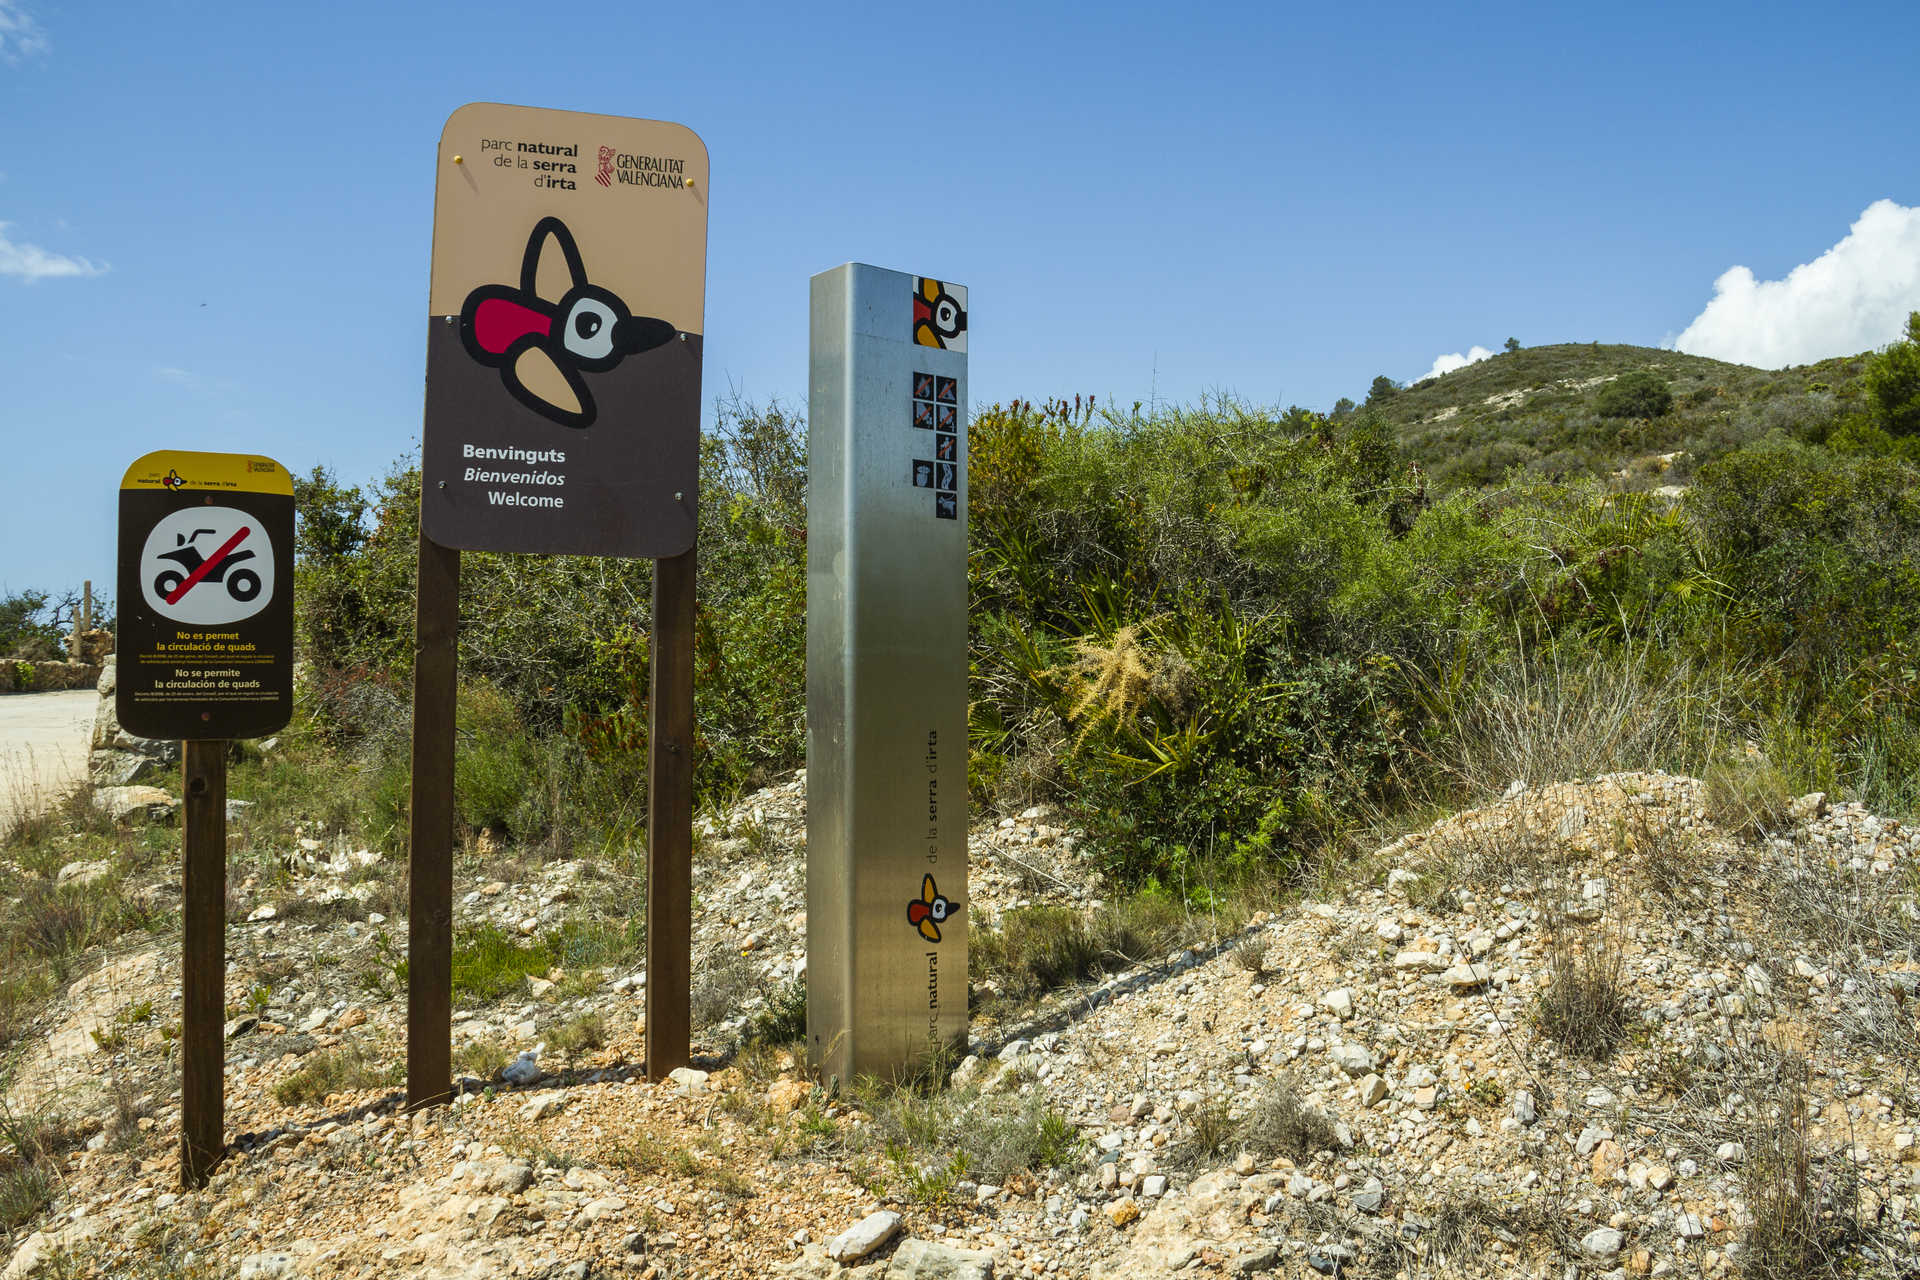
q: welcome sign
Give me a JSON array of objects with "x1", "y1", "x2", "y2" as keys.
[{"x1": 420, "y1": 103, "x2": 710, "y2": 558}]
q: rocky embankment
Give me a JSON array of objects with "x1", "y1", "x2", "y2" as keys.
[{"x1": 4, "y1": 770, "x2": 1918, "y2": 1278}]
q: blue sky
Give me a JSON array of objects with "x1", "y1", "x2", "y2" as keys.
[{"x1": 4, "y1": 0, "x2": 1919, "y2": 599}]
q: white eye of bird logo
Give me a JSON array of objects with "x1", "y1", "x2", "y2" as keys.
[
  {"x1": 907, "y1": 874, "x2": 959, "y2": 943},
  {"x1": 458, "y1": 216, "x2": 677, "y2": 429}
]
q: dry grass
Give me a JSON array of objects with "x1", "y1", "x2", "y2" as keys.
[
  {"x1": 545, "y1": 1011, "x2": 606, "y2": 1061},
  {"x1": 1413, "y1": 645, "x2": 1745, "y2": 804},
  {"x1": 1170, "y1": 1074, "x2": 1338, "y2": 1171},
  {"x1": 1049, "y1": 616, "x2": 1191, "y2": 744},
  {"x1": 1765, "y1": 845, "x2": 1920, "y2": 961},
  {"x1": 1237, "y1": 1074, "x2": 1341, "y2": 1162},
  {"x1": 452, "y1": 1037, "x2": 512, "y2": 1081},
  {"x1": 853, "y1": 1067, "x2": 1079, "y2": 1200},
  {"x1": 1419, "y1": 821, "x2": 1569, "y2": 898},
  {"x1": 604, "y1": 1128, "x2": 755, "y2": 1199},
  {"x1": 1534, "y1": 912, "x2": 1632, "y2": 1059},
  {"x1": 690, "y1": 948, "x2": 759, "y2": 1029},
  {"x1": 1705, "y1": 755, "x2": 1792, "y2": 839},
  {"x1": 1232, "y1": 932, "x2": 1270, "y2": 975},
  {"x1": 1738, "y1": 1052, "x2": 1866, "y2": 1280}
]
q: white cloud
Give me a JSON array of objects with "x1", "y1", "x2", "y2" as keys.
[
  {"x1": 1673, "y1": 199, "x2": 1920, "y2": 369},
  {"x1": 1415, "y1": 345, "x2": 1496, "y2": 383},
  {"x1": 0, "y1": 3, "x2": 49, "y2": 62},
  {"x1": 0, "y1": 223, "x2": 107, "y2": 282}
]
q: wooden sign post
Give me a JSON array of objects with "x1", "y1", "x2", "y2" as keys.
[
  {"x1": 116, "y1": 451, "x2": 295, "y2": 1188},
  {"x1": 411, "y1": 103, "x2": 710, "y2": 1107}
]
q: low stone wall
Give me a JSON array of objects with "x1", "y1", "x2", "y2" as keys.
[
  {"x1": 2, "y1": 629, "x2": 113, "y2": 695},
  {"x1": 88, "y1": 656, "x2": 180, "y2": 785},
  {"x1": 1, "y1": 660, "x2": 102, "y2": 694}
]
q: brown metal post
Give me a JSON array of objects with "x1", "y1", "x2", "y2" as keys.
[
  {"x1": 407, "y1": 531, "x2": 460, "y2": 1110},
  {"x1": 180, "y1": 738, "x2": 227, "y2": 1188},
  {"x1": 645, "y1": 548, "x2": 695, "y2": 1078}
]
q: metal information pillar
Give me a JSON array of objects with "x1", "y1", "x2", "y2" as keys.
[{"x1": 808, "y1": 264, "x2": 970, "y2": 1084}]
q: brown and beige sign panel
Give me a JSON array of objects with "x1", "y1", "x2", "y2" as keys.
[{"x1": 422, "y1": 103, "x2": 709, "y2": 558}]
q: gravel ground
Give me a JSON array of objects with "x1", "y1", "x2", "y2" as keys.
[{"x1": 6, "y1": 770, "x2": 1920, "y2": 1278}]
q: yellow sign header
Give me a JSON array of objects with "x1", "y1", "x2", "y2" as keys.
[{"x1": 121, "y1": 451, "x2": 292, "y2": 497}]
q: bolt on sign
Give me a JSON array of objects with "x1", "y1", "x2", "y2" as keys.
[
  {"x1": 808, "y1": 265, "x2": 969, "y2": 1083},
  {"x1": 422, "y1": 102, "x2": 709, "y2": 557},
  {"x1": 116, "y1": 451, "x2": 294, "y2": 741}
]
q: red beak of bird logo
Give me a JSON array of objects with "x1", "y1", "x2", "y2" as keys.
[
  {"x1": 458, "y1": 216, "x2": 677, "y2": 429},
  {"x1": 907, "y1": 874, "x2": 958, "y2": 943}
]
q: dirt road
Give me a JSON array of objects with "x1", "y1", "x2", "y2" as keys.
[{"x1": 0, "y1": 690, "x2": 98, "y2": 831}]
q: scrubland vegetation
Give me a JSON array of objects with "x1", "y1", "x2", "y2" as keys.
[
  {"x1": 4, "y1": 323, "x2": 1920, "y2": 1278},
  {"x1": 261, "y1": 319, "x2": 1920, "y2": 906}
]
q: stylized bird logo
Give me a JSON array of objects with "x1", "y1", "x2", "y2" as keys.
[
  {"x1": 458, "y1": 216, "x2": 677, "y2": 429},
  {"x1": 161, "y1": 469, "x2": 186, "y2": 491},
  {"x1": 907, "y1": 874, "x2": 959, "y2": 943},
  {"x1": 913, "y1": 278, "x2": 966, "y2": 350}
]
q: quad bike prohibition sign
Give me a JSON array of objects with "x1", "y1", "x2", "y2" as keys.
[{"x1": 153, "y1": 525, "x2": 262, "y2": 605}]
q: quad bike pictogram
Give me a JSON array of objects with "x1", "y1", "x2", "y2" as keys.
[{"x1": 154, "y1": 529, "x2": 261, "y2": 602}]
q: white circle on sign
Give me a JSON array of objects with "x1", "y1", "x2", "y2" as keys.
[{"x1": 139, "y1": 506, "x2": 276, "y2": 626}]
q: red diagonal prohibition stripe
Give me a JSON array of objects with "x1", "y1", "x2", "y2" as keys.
[{"x1": 164, "y1": 525, "x2": 250, "y2": 605}]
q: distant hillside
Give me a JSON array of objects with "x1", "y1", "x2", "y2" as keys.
[{"x1": 1360, "y1": 342, "x2": 1873, "y2": 491}]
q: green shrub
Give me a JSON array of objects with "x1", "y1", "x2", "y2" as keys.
[
  {"x1": 280, "y1": 368, "x2": 1920, "y2": 910},
  {"x1": 1594, "y1": 371, "x2": 1673, "y2": 419},
  {"x1": 1865, "y1": 311, "x2": 1920, "y2": 437},
  {"x1": 453, "y1": 682, "x2": 548, "y2": 840}
]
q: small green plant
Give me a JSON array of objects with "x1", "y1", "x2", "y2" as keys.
[
  {"x1": 452, "y1": 925, "x2": 553, "y2": 1001},
  {"x1": 452, "y1": 1037, "x2": 511, "y2": 1081},
  {"x1": 887, "y1": 1145, "x2": 970, "y2": 1205},
  {"x1": 1464, "y1": 1076, "x2": 1507, "y2": 1108},
  {"x1": 795, "y1": 1101, "x2": 840, "y2": 1150},
  {"x1": 0, "y1": 1155, "x2": 49, "y2": 1235},
  {"x1": 750, "y1": 978, "x2": 807, "y2": 1044},
  {"x1": 0, "y1": 1110, "x2": 81, "y2": 1233},
  {"x1": 500, "y1": 1126, "x2": 590, "y2": 1172},
  {"x1": 605, "y1": 1128, "x2": 750, "y2": 1197},
  {"x1": 970, "y1": 891, "x2": 1200, "y2": 1011},
  {"x1": 546, "y1": 1011, "x2": 606, "y2": 1060},
  {"x1": 1232, "y1": 933, "x2": 1269, "y2": 976},
  {"x1": 246, "y1": 985, "x2": 271, "y2": 1015},
  {"x1": 272, "y1": 1048, "x2": 398, "y2": 1106}
]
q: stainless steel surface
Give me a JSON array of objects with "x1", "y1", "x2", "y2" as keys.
[{"x1": 807, "y1": 263, "x2": 969, "y2": 1084}]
